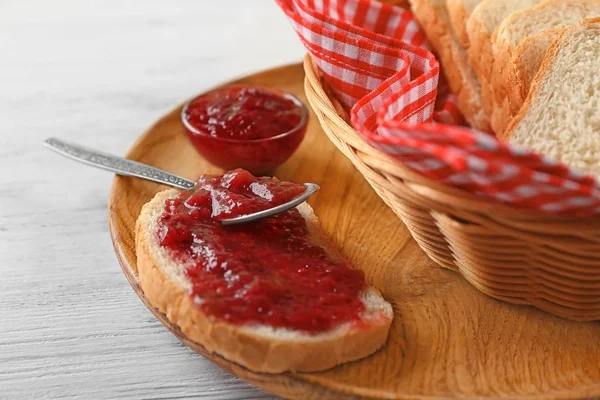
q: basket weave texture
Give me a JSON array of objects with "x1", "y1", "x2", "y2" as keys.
[{"x1": 304, "y1": 55, "x2": 600, "y2": 321}]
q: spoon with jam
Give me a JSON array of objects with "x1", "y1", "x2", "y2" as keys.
[{"x1": 43, "y1": 137, "x2": 319, "y2": 226}]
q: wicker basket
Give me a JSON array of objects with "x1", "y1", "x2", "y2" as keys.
[{"x1": 303, "y1": 55, "x2": 600, "y2": 321}]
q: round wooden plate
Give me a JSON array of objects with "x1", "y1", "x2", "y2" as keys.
[{"x1": 108, "y1": 63, "x2": 600, "y2": 400}]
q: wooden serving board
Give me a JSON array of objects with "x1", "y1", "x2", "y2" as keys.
[{"x1": 108, "y1": 63, "x2": 600, "y2": 400}]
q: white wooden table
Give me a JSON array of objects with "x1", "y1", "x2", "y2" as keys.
[{"x1": 0, "y1": 1, "x2": 304, "y2": 397}]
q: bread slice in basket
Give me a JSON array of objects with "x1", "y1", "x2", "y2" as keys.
[
  {"x1": 505, "y1": 29, "x2": 562, "y2": 124},
  {"x1": 447, "y1": 0, "x2": 484, "y2": 47},
  {"x1": 410, "y1": 0, "x2": 491, "y2": 132},
  {"x1": 466, "y1": 0, "x2": 544, "y2": 118},
  {"x1": 135, "y1": 188, "x2": 393, "y2": 373},
  {"x1": 490, "y1": 0, "x2": 600, "y2": 135},
  {"x1": 505, "y1": 18, "x2": 600, "y2": 177}
]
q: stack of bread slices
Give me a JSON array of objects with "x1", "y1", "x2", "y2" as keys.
[{"x1": 408, "y1": 0, "x2": 600, "y2": 177}]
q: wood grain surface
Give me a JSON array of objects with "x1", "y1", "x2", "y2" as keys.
[{"x1": 109, "y1": 63, "x2": 600, "y2": 400}]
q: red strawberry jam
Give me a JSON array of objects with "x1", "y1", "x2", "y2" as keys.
[
  {"x1": 157, "y1": 169, "x2": 366, "y2": 333},
  {"x1": 184, "y1": 87, "x2": 303, "y2": 140}
]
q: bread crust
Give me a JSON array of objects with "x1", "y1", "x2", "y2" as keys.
[
  {"x1": 410, "y1": 0, "x2": 491, "y2": 131},
  {"x1": 490, "y1": 99, "x2": 511, "y2": 138},
  {"x1": 496, "y1": 29, "x2": 562, "y2": 135},
  {"x1": 489, "y1": 27, "x2": 517, "y2": 135},
  {"x1": 506, "y1": 30, "x2": 561, "y2": 119},
  {"x1": 466, "y1": 0, "x2": 548, "y2": 134},
  {"x1": 377, "y1": 0, "x2": 411, "y2": 8},
  {"x1": 447, "y1": 0, "x2": 474, "y2": 47},
  {"x1": 466, "y1": 7, "x2": 496, "y2": 116},
  {"x1": 488, "y1": 2, "x2": 542, "y2": 134},
  {"x1": 135, "y1": 189, "x2": 393, "y2": 373},
  {"x1": 504, "y1": 17, "x2": 600, "y2": 140}
]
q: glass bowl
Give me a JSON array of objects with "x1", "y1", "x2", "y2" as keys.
[{"x1": 181, "y1": 85, "x2": 309, "y2": 174}]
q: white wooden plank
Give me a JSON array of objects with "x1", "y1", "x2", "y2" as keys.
[{"x1": 0, "y1": 0, "x2": 304, "y2": 397}]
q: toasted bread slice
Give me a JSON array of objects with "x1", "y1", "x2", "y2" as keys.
[
  {"x1": 505, "y1": 18, "x2": 600, "y2": 177},
  {"x1": 490, "y1": 0, "x2": 600, "y2": 135},
  {"x1": 447, "y1": 0, "x2": 484, "y2": 47},
  {"x1": 135, "y1": 189, "x2": 393, "y2": 373},
  {"x1": 466, "y1": 0, "x2": 544, "y2": 119},
  {"x1": 410, "y1": 0, "x2": 491, "y2": 131}
]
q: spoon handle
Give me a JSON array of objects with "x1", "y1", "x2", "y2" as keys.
[{"x1": 43, "y1": 138, "x2": 195, "y2": 190}]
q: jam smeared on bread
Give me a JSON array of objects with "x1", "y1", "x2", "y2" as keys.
[
  {"x1": 137, "y1": 180, "x2": 392, "y2": 372},
  {"x1": 157, "y1": 169, "x2": 367, "y2": 333}
]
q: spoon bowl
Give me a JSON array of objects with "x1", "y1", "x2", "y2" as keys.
[{"x1": 220, "y1": 183, "x2": 320, "y2": 226}]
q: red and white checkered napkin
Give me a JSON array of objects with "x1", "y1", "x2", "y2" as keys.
[{"x1": 276, "y1": 0, "x2": 600, "y2": 216}]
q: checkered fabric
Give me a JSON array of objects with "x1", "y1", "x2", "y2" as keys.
[{"x1": 277, "y1": 0, "x2": 600, "y2": 215}]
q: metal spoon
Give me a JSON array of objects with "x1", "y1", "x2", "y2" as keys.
[{"x1": 43, "y1": 137, "x2": 319, "y2": 225}]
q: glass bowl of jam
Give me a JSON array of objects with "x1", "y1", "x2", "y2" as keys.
[{"x1": 181, "y1": 85, "x2": 309, "y2": 174}]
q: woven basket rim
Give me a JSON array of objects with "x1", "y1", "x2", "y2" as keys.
[{"x1": 303, "y1": 54, "x2": 600, "y2": 224}]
